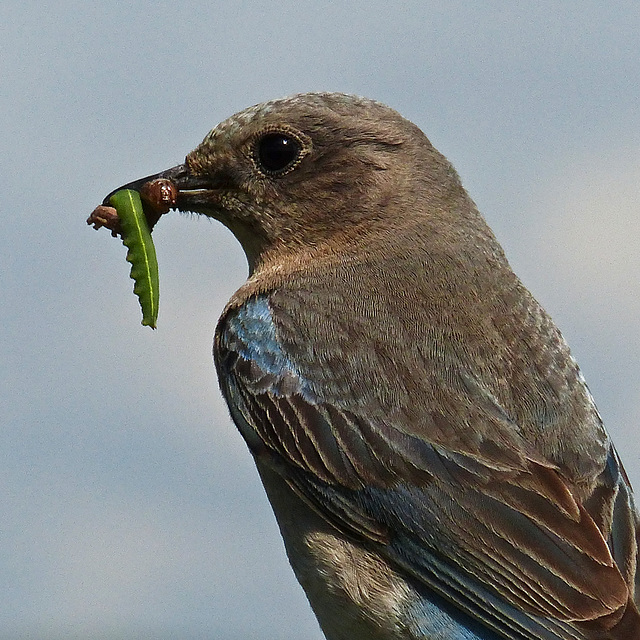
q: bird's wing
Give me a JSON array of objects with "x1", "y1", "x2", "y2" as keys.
[{"x1": 216, "y1": 295, "x2": 639, "y2": 640}]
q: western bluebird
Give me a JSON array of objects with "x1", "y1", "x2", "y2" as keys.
[{"x1": 104, "y1": 93, "x2": 640, "y2": 639}]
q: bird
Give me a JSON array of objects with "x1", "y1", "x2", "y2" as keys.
[{"x1": 107, "y1": 92, "x2": 640, "y2": 639}]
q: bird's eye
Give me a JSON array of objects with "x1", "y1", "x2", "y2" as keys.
[{"x1": 256, "y1": 132, "x2": 303, "y2": 175}]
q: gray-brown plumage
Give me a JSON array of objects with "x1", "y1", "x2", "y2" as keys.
[{"x1": 107, "y1": 93, "x2": 640, "y2": 639}]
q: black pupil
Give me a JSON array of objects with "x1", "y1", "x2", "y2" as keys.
[{"x1": 257, "y1": 133, "x2": 301, "y2": 173}]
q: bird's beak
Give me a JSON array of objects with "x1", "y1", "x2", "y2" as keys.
[
  {"x1": 101, "y1": 163, "x2": 216, "y2": 231},
  {"x1": 102, "y1": 163, "x2": 214, "y2": 206}
]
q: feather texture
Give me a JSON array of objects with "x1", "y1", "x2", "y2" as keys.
[{"x1": 215, "y1": 290, "x2": 639, "y2": 639}]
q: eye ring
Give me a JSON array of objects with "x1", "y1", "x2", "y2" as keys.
[{"x1": 252, "y1": 127, "x2": 310, "y2": 176}]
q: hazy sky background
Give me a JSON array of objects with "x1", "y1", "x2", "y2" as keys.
[{"x1": 2, "y1": 2, "x2": 639, "y2": 638}]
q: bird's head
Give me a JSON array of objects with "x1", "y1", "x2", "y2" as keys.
[{"x1": 106, "y1": 92, "x2": 476, "y2": 273}]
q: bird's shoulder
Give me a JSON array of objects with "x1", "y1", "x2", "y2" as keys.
[{"x1": 213, "y1": 251, "x2": 611, "y2": 482}]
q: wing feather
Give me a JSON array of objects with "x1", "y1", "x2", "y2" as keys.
[{"x1": 215, "y1": 296, "x2": 640, "y2": 639}]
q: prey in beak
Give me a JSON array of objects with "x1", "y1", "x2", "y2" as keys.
[
  {"x1": 87, "y1": 163, "x2": 213, "y2": 236},
  {"x1": 86, "y1": 162, "x2": 224, "y2": 328}
]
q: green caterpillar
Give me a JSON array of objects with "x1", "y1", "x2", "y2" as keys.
[{"x1": 109, "y1": 189, "x2": 159, "y2": 329}]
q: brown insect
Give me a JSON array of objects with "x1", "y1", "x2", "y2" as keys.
[
  {"x1": 86, "y1": 204, "x2": 121, "y2": 237},
  {"x1": 139, "y1": 178, "x2": 178, "y2": 215}
]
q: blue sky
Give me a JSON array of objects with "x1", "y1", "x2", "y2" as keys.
[{"x1": 2, "y1": 2, "x2": 640, "y2": 638}]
